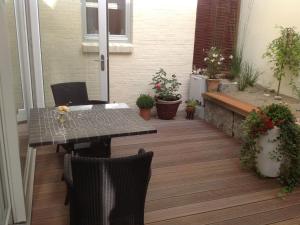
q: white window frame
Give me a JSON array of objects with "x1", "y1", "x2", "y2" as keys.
[{"x1": 81, "y1": 0, "x2": 132, "y2": 43}]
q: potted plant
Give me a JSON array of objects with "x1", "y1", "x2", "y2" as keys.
[
  {"x1": 185, "y1": 99, "x2": 199, "y2": 120},
  {"x1": 204, "y1": 46, "x2": 225, "y2": 92},
  {"x1": 241, "y1": 103, "x2": 300, "y2": 193},
  {"x1": 150, "y1": 68, "x2": 182, "y2": 120},
  {"x1": 264, "y1": 27, "x2": 300, "y2": 100},
  {"x1": 136, "y1": 94, "x2": 154, "y2": 120}
]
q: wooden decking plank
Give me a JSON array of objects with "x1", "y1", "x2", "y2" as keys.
[
  {"x1": 145, "y1": 189, "x2": 280, "y2": 223},
  {"x1": 27, "y1": 117, "x2": 300, "y2": 225},
  {"x1": 270, "y1": 217, "x2": 300, "y2": 225},
  {"x1": 147, "y1": 191, "x2": 300, "y2": 225},
  {"x1": 207, "y1": 203, "x2": 300, "y2": 225}
]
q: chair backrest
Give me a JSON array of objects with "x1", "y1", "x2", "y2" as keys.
[
  {"x1": 51, "y1": 82, "x2": 89, "y2": 106},
  {"x1": 70, "y1": 150, "x2": 153, "y2": 225}
]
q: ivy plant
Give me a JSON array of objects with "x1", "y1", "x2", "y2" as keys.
[
  {"x1": 264, "y1": 27, "x2": 300, "y2": 96},
  {"x1": 241, "y1": 104, "x2": 300, "y2": 193}
]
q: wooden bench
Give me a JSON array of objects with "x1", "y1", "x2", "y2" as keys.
[{"x1": 202, "y1": 92, "x2": 257, "y2": 117}]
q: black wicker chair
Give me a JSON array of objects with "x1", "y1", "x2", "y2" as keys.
[
  {"x1": 64, "y1": 149, "x2": 153, "y2": 225},
  {"x1": 51, "y1": 82, "x2": 109, "y2": 155},
  {"x1": 51, "y1": 82, "x2": 107, "y2": 106}
]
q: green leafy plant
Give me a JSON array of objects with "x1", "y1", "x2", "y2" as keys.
[
  {"x1": 264, "y1": 27, "x2": 300, "y2": 96},
  {"x1": 241, "y1": 103, "x2": 300, "y2": 193},
  {"x1": 185, "y1": 99, "x2": 199, "y2": 109},
  {"x1": 237, "y1": 62, "x2": 260, "y2": 91},
  {"x1": 150, "y1": 68, "x2": 182, "y2": 101},
  {"x1": 229, "y1": 49, "x2": 243, "y2": 80},
  {"x1": 136, "y1": 94, "x2": 154, "y2": 109}
]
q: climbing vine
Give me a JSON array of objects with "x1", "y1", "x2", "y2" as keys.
[{"x1": 241, "y1": 104, "x2": 300, "y2": 193}]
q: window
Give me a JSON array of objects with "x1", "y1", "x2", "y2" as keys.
[{"x1": 82, "y1": 0, "x2": 132, "y2": 43}]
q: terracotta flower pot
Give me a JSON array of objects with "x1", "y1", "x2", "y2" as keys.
[
  {"x1": 139, "y1": 108, "x2": 152, "y2": 120},
  {"x1": 186, "y1": 106, "x2": 195, "y2": 120},
  {"x1": 156, "y1": 98, "x2": 182, "y2": 120},
  {"x1": 206, "y1": 79, "x2": 220, "y2": 92}
]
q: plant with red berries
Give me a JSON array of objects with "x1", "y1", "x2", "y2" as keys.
[
  {"x1": 150, "y1": 68, "x2": 182, "y2": 101},
  {"x1": 249, "y1": 110, "x2": 285, "y2": 136},
  {"x1": 241, "y1": 103, "x2": 300, "y2": 193}
]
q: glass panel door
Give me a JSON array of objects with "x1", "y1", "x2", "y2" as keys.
[
  {"x1": 6, "y1": 0, "x2": 29, "y2": 180},
  {"x1": 7, "y1": 0, "x2": 27, "y2": 122},
  {"x1": 0, "y1": 110, "x2": 11, "y2": 225},
  {"x1": 37, "y1": 0, "x2": 109, "y2": 107},
  {"x1": 1, "y1": 0, "x2": 29, "y2": 223}
]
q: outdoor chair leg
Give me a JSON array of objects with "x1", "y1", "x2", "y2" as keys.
[
  {"x1": 56, "y1": 144, "x2": 60, "y2": 153},
  {"x1": 64, "y1": 188, "x2": 69, "y2": 206}
]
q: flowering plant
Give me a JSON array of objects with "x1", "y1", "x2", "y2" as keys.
[
  {"x1": 247, "y1": 111, "x2": 277, "y2": 138},
  {"x1": 203, "y1": 47, "x2": 226, "y2": 79},
  {"x1": 241, "y1": 103, "x2": 300, "y2": 193},
  {"x1": 150, "y1": 68, "x2": 181, "y2": 101}
]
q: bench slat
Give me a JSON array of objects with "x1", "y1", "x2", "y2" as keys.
[{"x1": 202, "y1": 92, "x2": 257, "y2": 117}]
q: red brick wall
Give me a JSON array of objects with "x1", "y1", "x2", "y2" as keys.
[{"x1": 193, "y1": 0, "x2": 240, "y2": 69}]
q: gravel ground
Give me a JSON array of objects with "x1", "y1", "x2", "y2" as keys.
[{"x1": 220, "y1": 81, "x2": 300, "y2": 121}]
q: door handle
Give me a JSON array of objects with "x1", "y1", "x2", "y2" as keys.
[{"x1": 101, "y1": 54, "x2": 105, "y2": 71}]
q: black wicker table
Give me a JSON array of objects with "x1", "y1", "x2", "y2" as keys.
[{"x1": 28, "y1": 103, "x2": 157, "y2": 148}]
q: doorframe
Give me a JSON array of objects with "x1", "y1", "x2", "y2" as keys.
[
  {"x1": 98, "y1": 0, "x2": 110, "y2": 102},
  {"x1": 0, "y1": 109, "x2": 12, "y2": 225},
  {"x1": 28, "y1": 0, "x2": 45, "y2": 108},
  {"x1": 13, "y1": 2, "x2": 37, "y2": 225},
  {"x1": 29, "y1": 0, "x2": 109, "y2": 106},
  {"x1": 0, "y1": 2, "x2": 27, "y2": 222},
  {"x1": 14, "y1": 0, "x2": 34, "y2": 120}
]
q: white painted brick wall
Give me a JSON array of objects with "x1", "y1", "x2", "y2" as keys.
[{"x1": 39, "y1": 0, "x2": 197, "y2": 108}]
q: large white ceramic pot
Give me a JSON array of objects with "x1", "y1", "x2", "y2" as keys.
[{"x1": 256, "y1": 126, "x2": 281, "y2": 177}]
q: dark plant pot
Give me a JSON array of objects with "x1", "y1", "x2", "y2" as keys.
[
  {"x1": 139, "y1": 108, "x2": 152, "y2": 120},
  {"x1": 186, "y1": 107, "x2": 195, "y2": 120},
  {"x1": 156, "y1": 98, "x2": 182, "y2": 120},
  {"x1": 207, "y1": 79, "x2": 221, "y2": 92}
]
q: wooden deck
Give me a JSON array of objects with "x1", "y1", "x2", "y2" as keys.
[{"x1": 30, "y1": 117, "x2": 300, "y2": 225}]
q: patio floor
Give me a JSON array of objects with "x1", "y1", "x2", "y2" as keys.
[{"x1": 29, "y1": 117, "x2": 300, "y2": 225}]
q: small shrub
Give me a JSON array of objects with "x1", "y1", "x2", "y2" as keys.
[
  {"x1": 185, "y1": 99, "x2": 199, "y2": 109},
  {"x1": 264, "y1": 103, "x2": 295, "y2": 124},
  {"x1": 136, "y1": 94, "x2": 154, "y2": 109},
  {"x1": 238, "y1": 62, "x2": 260, "y2": 91},
  {"x1": 229, "y1": 49, "x2": 243, "y2": 80},
  {"x1": 264, "y1": 26, "x2": 300, "y2": 96}
]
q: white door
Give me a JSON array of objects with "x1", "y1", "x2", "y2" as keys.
[
  {"x1": 28, "y1": 0, "x2": 109, "y2": 107},
  {"x1": 0, "y1": 0, "x2": 27, "y2": 224},
  {"x1": 7, "y1": 0, "x2": 33, "y2": 122},
  {"x1": 98, "y1": 0, "x2": 110, "y2": 102},
  {"x1": 0, "y1": 109, "x2": 12, "y2": 225}
]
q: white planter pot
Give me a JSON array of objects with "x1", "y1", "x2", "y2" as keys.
[{"x1": 256, "y1": 126, "x2": 281, "y2": 177}]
